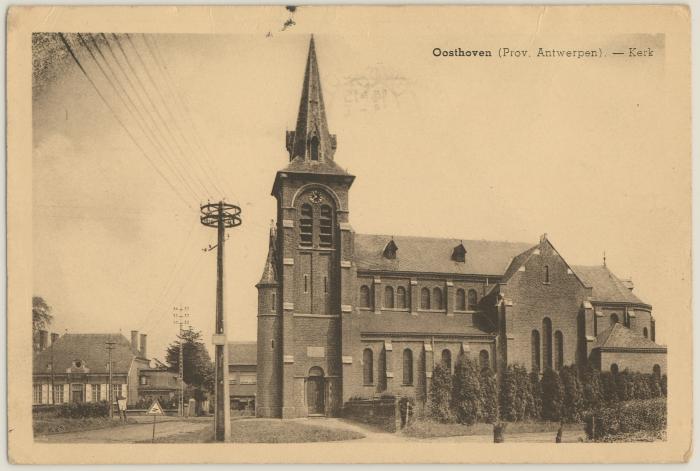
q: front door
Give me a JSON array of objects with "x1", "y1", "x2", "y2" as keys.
[{"x1": 306, "y1": 376, "x2": 325, "y2": 415}]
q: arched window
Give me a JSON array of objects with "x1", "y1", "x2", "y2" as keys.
[
  {"x1": 363, "y1": 348, "x2": 373, "y2": 384},
  {"x1": 456, "y1": 289, "x2": 466, "y2": 311},
  {"x1": 643, "y1": 327, "x2": 649, "y2": 338},
  {"x1": 542, "y1": 317, "x2": 553, "y2": 369},
  {"x1": 653, "y1": 364, "x2": 661, "y2": 378},
  {"x1": 554, "y1": 331, "x2": 564, "y2": 370},
  {"x1": 479, "y1": 350, "x2": 490, "y2": 370},
  {"x1": 403, "y1": 349, "x2": 413, "y2": 385},
  {"x1": 441, "y1": 349, "x2": 452, "y2": 372},
  {"x1": 610, "y1": 313, "x2": 619, "y2": 326},
  {"x1": 396, "y1": 287, "x2": 407, "y2": 309},
  {"x1": 433, "y1": 287, "x2": 443, "y2": 310},
  {"x1": 384, "y1": 286, "x2": 394, "y2": 309},
  {"x1": 531, "y1": 330, "x2": 541, "y2": 373},
  {"x1": 309, "y1": 136, "x2": 319, "y2": 161},
  {"x1": 421, "y1": 288, "x2": 430, "y2": 310},
  {"x1": 467, "y1": 289, "x2": 478, "y2": 310},
  {"x1": 611, "y1": 363, "x2": 619, "y2": 375},
  {"x1": 544, "y1": 265, "x2": 550, "y2": 283},
  {"x1": 319, "y1": 204, "x2": 333, "y2": 248},
  {"x1": 359, "y1": 285, "x2": 370, "y2": 308},
  {"x1": 299, "y1": 203, "x2": 313, "y2": 247}
]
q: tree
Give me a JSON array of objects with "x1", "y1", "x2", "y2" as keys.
[
  {"x1": 499, "y1": 364, "x2": 524, "y2": 422},
  {"x1": 480, "y1": 368, "x2": 498, "y2": 423},
  {"x1": 166, "y1": 328, "x2": 214, "y2": 401},
  {"x1": 560, "y1": 365, "x2": 585, "y2": 422},
  {"x1": 427, "y1": 364, "x2": 454, "y2": 423},
  {"x1": 541, "y1": 368, "x2": 563, "y2": 421},
  {"x1": 581, "y1": 367, "x2": 603, "y2": 411},
  {"x1": 452, "y1": 359, "x2": 482, "y2": 425},
  {"x1": 32, "y1": 296, "x2": 53, "y2": 351},
  {"x1": 513, "y1": 365, "x2": 532, "y2": 421},
  {"x1": 528, "y1": 371, "x2": 543, "y2": 420}
]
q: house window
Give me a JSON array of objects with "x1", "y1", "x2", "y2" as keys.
[
  {"x1": 112, "y1": 384, "x2": 122, "y2": 402},
  {"x1": 420, "y1": 288, "x2": 430, "y2": 310},
  {"x1": 239, "y1": 374, "x2": 257, "y2": 385},
  {"x1": 467, "y1": 289, "x2": 478, "y2": 310},
  {"x1": 396, "y1": 287, "x2": 406, "y2": 309},
  {"x1": 441, "y1": 349, "x2": 452, "y2": 372},
  {"x1": 91, "y1": 384, "x2": 101, "y2": 402},
  {"x1": 140, "y1": 376, "x2": 147, "y2": 386},
  {"x1": 433, "y1": 287, "x2": 443, "y2": 310},
  {"x1": 33, "y1": 384, "x2": 42, "y2": 405},
  {"x1": 542, "y1": 317, "x2": 553, "y2": 370},
  {"x1": 643, "y1": 327, "x2": 649, "y2": 338},
  {"x1": 403, "y1": 349, "x2": 413, "y2": 385},
  {"x1": 363, "y1": 348, "x2": 374, "y2": 385},
  {"x1": 531, "y1": 330, "x2": 541, "y2": 373},
  {"x1": 319, "y1": 204, "x2": 333, "y2": 248},
  {"x1": 53, "y1": 385, "x2": 64, "y2": 404},
  {"x1": 610, "y1": 313, "x2": 619, "y2": 326},
  {"x1": 456, "y1": 289, "x2": 466, "y2": 311},
  {"x1": 479, "y1": 350, "x2": 490, "y2": 370},
  {"x1": 384, "y1": 286, "x2": 394, "y2": 308},
  {"x1": 299, "y1": 204, "x2": 313, "y2": 247},
  {"x1": 554, "y1": 331, "x2": 564, "y2": 370},
  {"x1": 359, "y1": 285, "x2": 371, "y2": 308},
  {"x1": 544, "y1": 265, "x2": 550, "y2": 283}
]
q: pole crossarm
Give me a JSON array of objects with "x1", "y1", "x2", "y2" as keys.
[{"x1": 199, "y1": 202, "x2": 242, "y2": 228}]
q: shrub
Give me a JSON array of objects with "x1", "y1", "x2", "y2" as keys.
[
  {"x1": 584, "y1": 398, "x2": 666, "y2": 441},
  {"x1": 540, "y1": 368, "x2": 563, "y2": 421},
  {"x1": 428, "y1": 364, "x2": 454, "y2": 423},
  {"x1": 560, "y1": 366, "x2": 585, "y2": 423},
  {"x1": 498, "y1": 365, "x2": 519, "y2": 422},
  {"x1": 480, "y1": 368, "x2": 498, "y2": 423},
  {"x1": 56, "y1": 401, "x2": 110, "y2": 418},
  {"x1": 528, "y1": 371, "x2": 543, "y2": 420},
  {"x1": 514, "y1": 365, "x2": 534, "y2": 421},
  {"x1": 581, "y1": 367, "x2": 603, "y2": 411},
  {"x1": 600, "y1": 371, "x2": 618, "y2": 403},
  {"x1": 615, "y1": 371, "x2": 633, "y2": 402},
  {"x1": 452, "y1": 359, "x2": 482, "y2": 425},
  {"x1": 661, "y1": 375, "x2": 667, "y2": 396}
]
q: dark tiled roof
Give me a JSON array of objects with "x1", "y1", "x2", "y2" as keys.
[
  {"x1": 501, "y1": 245, "x2": 538, "y2": 282},
  {"x1": 33, "y1": 333, "x2": 138, "y2": 375},
  {"x1": 593, "y1": 323, "x2": 665, "y2": 350},
  {"x1": 228, "y1": 342, "x2": 257, "y2": 366},
  {"x1": 573, "y1": 265, "x2": 647, "y2": 305},
  {"x1": 354, "y1": 234, "x2": 532, "y2": 276}
]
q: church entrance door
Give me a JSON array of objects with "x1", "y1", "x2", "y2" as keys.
[{"x1": 306, "y1": 367, "x2": 325, "y2": 415}]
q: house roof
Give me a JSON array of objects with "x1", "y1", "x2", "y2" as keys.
[
  {"x1": 227, "y1": 342, "x2": 257, "y2": 366},
  {"x1": 592, "y1": 323, "x2": 665, "y2": 350},
  {"x1": 354, "y1": 234, "x2": 532, "y2": 276},
  {"x1": 573, "y1": 265, "x2": 647, "y2": 305},
  {"x1": 33, "y1": 333, "x2": 140, "y2": 375}
]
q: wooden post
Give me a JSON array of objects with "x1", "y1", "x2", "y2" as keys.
[{"x1": 152, "y1": 414, "x2": 156, "y2": 443}]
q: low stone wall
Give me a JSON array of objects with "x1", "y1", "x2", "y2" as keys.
[{"x1": 342, "y1": 397, "x2": 399, "y2": 433}]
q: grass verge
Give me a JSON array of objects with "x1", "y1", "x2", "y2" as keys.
[
  {"x1": 33, "y1": 416, "x2": 135, "y2": 435},
  {"x1": 402, "y1": 419, "x2": 582, "y2": 439},
  {"x1": 230, "y1": 419, "x2": 364, "y2": 443}
]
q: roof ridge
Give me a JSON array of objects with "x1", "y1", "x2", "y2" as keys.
[{"x1": 355, "y1": 232, "x2": 532, "y2": 245}]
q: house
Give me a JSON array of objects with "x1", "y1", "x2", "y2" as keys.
[
  {"x1": 254, "y1": 37, "x2": 667, "y2": 419},
  {"x1": 228, "y1": 341, "x2": 257, "y2": 411},
  {"x1": 136, "y1": 366, "x2": 180, "y2": 410},
  {"x1": 32, "y1": 330, "x2": 150, "y2": 407}
]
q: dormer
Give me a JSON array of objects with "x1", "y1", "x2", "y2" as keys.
[
  {"x1": 451, "y1": 242, "x2": 467, "y2": 262},
  {"x1": 382, "y1": 239, "x2": 398, "y2": 259}
]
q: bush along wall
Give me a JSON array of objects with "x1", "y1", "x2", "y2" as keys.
[
  {"x1": 427, "y1": 364, "x2": 454, "y2": 423},
  {"x1": 55, "y1": 401, "x2": 110, "y2": 418},
  {"x1": 452, "y1": 359, "x2": 482, "y2": 425},
  {"x1": 584, "y1": 398, "x2": 667, "y2": 441}
]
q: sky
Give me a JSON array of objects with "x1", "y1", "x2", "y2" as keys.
[{"x1": 32, "y1": 28, "x2": 684, "y2": 362}]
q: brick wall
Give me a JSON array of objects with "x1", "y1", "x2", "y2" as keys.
[{"x1": 599, "y1": 350, "x2": 667, "y2": 375}]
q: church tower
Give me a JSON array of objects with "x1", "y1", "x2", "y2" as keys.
[{"x1": 261, "y1": 36, "x2": 355, "y2": 418}]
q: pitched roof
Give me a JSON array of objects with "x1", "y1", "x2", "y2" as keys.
[
  {"x1": 501, "y1": 245, "x2": 539, "y2": 281},
  {"x1": 354, "y1": 233, "x2": 532, "y2": 276},
  {"x1": 593, "y1": 323, "x2": 665, "y2": 350},
  {"x1": 33, "y1": 333, "x2": 139, "y2": 375},
  {"x1": 227, "y1": 342, "x2": 257, "y2": 366},
  {"x1": 573, "y1": 265, "x2": 647, "y2": 305},
  {"x1": 257, "y1": 226, "x2": 278, "y2": 286},
  {"x1": 280, "y1": 155, "x2": 351, "y2": 177}
]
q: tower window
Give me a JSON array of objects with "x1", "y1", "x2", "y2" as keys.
[
  {"x1": 299, "y1": 204, "x2": 313, "y2": 247},
  {"x1": 396, "y1": 286, "x2": 407, "y2": 309},
  {"x1": 309, "y1": 136, "x2": 319, "y2": 161},
  {"x1": 271, "y1": 293, "x2": 276, "y2": 310},
  {"x1": 456, "y1": 289, "x2": 466, "y2": 311},
  {"x1": 319, "y1": 204, "x2": 333, "y2": 248},
  {"x1": 542, "y1": 317, "x2": 553, "y2": 370},
  {"x1": 360, "y1": 285, "x2": 371, "y2": 308},
  {"x1": 467, "y1": 289, "x2": 478, "y2": 310},
  {"x1": 441, "y1": 349, "x2": 452, "y2": 372}
]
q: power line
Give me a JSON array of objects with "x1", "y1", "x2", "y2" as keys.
[{"x1": 58, "y1": 33, "x2": 194, "y2": 211}]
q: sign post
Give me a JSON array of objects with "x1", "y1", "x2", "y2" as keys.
[{"x1": 146, "y1": 400, "x2": 164, "y2": 443}]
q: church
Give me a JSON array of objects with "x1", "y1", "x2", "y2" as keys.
[{"x1": 254, "y1": 37, "x2": 667, "y2": 419}]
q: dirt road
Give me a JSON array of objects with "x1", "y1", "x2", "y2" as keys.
[{"x1": 35, "y1": 418, "x2": 213, "y2": 443}]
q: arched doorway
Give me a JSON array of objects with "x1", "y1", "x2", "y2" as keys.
[{"x1": 307, "y1": 366, "x2": 325, "y2": 415}]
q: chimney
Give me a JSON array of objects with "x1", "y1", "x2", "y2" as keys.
[
  {"x1": 39, "y1": 330, "x2": 49, "y2": 351},
  {"x1": 51, "y1": 333, "x2": 59, "y2": 345},
  {"x1": 131, "y1": 330, "x2": 139, "y2": 352},
  {"x1": 140, "y1": 333, "x2": 147, "y2": 359}
]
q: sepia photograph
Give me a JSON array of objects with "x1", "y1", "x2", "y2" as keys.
[{"x1": 6, "y1": 4, "x2": 692, "y2": 464}]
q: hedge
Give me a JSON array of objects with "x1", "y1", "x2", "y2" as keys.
[
  {"x1": 55, "y1": 401, "x2": 110, "y2": 418},
  {"x1": 584, "y1": 398, "x2": 666, "y2": 440}
]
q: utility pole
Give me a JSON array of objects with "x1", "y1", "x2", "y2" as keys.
[
  {"x1": 200, "y1": 201, "x2": 241, "y2": 442},
  {"x1": 106, "y1": 339, "x2": 116, "y2": 419},
  {"x1": 173, "y1": 305, "x2": 190, "y2": 417}
]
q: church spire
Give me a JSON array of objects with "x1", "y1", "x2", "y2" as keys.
[{"x1": 286, "y1": 35, "x2": 337, "y2": 162}]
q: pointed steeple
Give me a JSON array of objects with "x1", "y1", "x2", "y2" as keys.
[
  {"x1": 286, "y1": 35, "x2": 337, "y2": 162},
  {"x1": 256, "y1": 221, "x2": 278, "y2": 287}
]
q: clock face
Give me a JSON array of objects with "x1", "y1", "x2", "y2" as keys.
[{"x1": 309, "y1": 190, "x2": 324, "y2": 204}]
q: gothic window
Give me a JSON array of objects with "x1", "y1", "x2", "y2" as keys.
[
  {"x1": 479, "y1": 350, "x2": 490, "y2": 370},
  {"x1": 467, "y1": 289, "x2": 478, "y2": 310},
  {"x1": 396, "y1": 286, "x2": 407, "y2": 309},
  {"x1": 531, "y1": 330, "x2": 541, "y2": 373},
  {"x1": 309, "y1": 136, "x2": 320, "y2": 161},
  {"x1": 384, "y1": 286, "x2": 394, "y2": 309},
  {"x1": 542, "y1": 317, "x2": 553, "y2": 370},
  {"x1": 299, "y1": 203, "x2": 313, "y2": 247},
  {"x1": 323, "y1": 277, "x2": 328, "y2": 294},
  {"x1": 319, "y1": 204, "x2": 333, "y2": 248},
  {"x1": 441, "y1": 349, "x2": 452, "y2": 372},
  {"x1": 610, "y1": 313, "x2": 619, "y2": 326},
  {"x1": 643, "y1": 327, "x2": 649, "y2": 338},
  {"x1": 544, "y1": 265, "x2": 550, "y2": 283},
  {"x1": 421, "y1": 288, "x2": 430, "y2": 310},
  {"x1": 653, "y1": 364, "x2": 661, "y2": 378},
  {"x1": 363, "y1": 348, "x2": 373, "y2": 385},
  {"x1": 554, "y1": 331, "x2": 564, "y2": 370},
  {"x1": 433, "y1": 287, "x2": 443, "y2": 310},
  {"x1": 360, "y1": 285, "x2": 371, "y2": 308},
  {"x1": 403, "y1": 349, "x2": 413, "y2": 385},
  {"x1": 456, "y1": 289, "x2": 466, "y2": 311}
]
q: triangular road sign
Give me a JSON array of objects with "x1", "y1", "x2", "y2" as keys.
[{"x1": 147, "y1": 400, "x2": 164, "y2": 415}]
